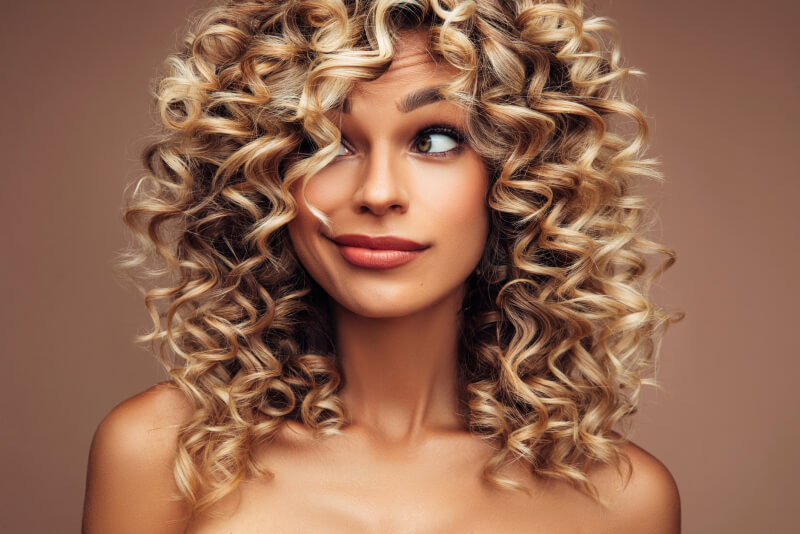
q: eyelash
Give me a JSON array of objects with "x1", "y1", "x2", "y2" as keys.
[
  {"x1": 338, "y1": 123, "x2": 466, "y2": 158},
  {"x1": 414, "y1": 124, "x2": 466, "y2": 157}
]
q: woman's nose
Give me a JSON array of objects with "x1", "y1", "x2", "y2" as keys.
[{"x1": 354, "y1": 147, "x2": 409, "y2": 216}]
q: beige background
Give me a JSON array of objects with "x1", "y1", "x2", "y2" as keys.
[{"x1": 1, "y1": 0, "x2": 797, "y2": 532}]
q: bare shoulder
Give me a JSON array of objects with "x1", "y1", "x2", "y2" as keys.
[
  {"x1": 89, "y1": 381, "x2": 192, "y2": 473},
  {"x1": 588, "y1": 440, "x2": 681, "y2": 534},
  {"x1": 83, "y1": 382, "x2": 193, "y2": 534},
  {"x1": 94, "y1": 381, "x2": 192, "y2": 440}
]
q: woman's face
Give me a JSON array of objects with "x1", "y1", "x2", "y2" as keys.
[{"x1": 288, "y1": 32, "x2": 489, "y2": 319}]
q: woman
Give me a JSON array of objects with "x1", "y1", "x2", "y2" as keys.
[{"x1": 83, "y1": 0, "x2": 681, "y2": 532}]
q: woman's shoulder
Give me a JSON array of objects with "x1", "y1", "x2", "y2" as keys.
[
  {"x1": 89, "y1": 381, "x2": 192, "y2": 469},
  {"x1": 496, "y1": 437, "x2": 681, "y2": 533},
  {"x1": 95, "y1": 381, "x2": 192, "y2": 435},
  {"x1": 83, "y1": 382, "x2": 193, "y2": 534},
  {"x1": 581, "y1": 440, "x2": 681, "y2": 533}
]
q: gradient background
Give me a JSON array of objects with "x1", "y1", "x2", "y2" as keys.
[{"x1": 1, "y1": 1, "x2": 797, "y2": 532}]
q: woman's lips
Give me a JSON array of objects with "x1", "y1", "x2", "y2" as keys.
[{"x1": 327, "y1": 233, "x2": 429, "y2": 269}]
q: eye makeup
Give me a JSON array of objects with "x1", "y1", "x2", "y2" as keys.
[
  {"x1": 411, "y1": 124, "x2": 466, "y2": 157},
  {"x1": 335, "y1": 122, "x2": 468, "y2": 158}
]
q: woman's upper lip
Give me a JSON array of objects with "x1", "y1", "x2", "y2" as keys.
[{"x1": 330, "y1": 234, "x2": 428, "y2": 251}]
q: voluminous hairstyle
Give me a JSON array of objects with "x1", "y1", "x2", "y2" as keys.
[{"x1": 121, "y1": 0, "x2": 679, "y2": 513}]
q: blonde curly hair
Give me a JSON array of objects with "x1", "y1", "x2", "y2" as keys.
[{"x1": 121, "y1": 0, "x2": 679, "y2": 513}]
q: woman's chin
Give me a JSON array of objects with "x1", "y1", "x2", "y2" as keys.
[
  {"x1": 334, "y1": 298, "x2": 430, "y2": 320},
  {"x1": 330, "y1": 288, "x2": 461, "y2": 321}
]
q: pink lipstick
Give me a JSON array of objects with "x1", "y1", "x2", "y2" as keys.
[{"x1": 328, "y1": 234, "x2": 429, "y2": 269}]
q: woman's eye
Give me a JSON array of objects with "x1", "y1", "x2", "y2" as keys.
[
  {"x1": 413, "y1": 130, "x2": 461, "y2": 154},
  {"x1": 336, "y1": 141, "x2": 352, "y2": 156}
]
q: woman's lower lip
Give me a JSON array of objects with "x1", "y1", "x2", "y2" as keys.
[{"x1": 335, "y1": 244, "x2": 425, "y2": 269}]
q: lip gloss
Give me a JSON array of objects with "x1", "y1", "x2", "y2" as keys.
[{"x1": 335, "y1": 245, "x2": 425, "y2": 269}]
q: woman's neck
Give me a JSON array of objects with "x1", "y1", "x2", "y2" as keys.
[{"x1": 332, "y1": 289, "x2": 466, "y2": 446}]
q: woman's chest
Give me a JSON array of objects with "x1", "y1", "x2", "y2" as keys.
[
  {"x1": 186, "y1": 429, "x2": 601, "y2": 533},
  {"x1": 186, "y1": 466, "x2": 600, "y2": 533},
  {"x1": 187, "y1": 477, "x2": 570, "y2": 534}
]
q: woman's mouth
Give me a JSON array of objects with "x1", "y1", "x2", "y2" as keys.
[{"x1": 327, "y1": 234, "x2": 429, "y2": 269}]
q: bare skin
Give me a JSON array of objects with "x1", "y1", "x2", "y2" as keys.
[
  {"x1": 83, "y1": 31, "x2": 680, "y2": 534},
  {"x1": 84, "y1": 383, "x2": 680, "y2": 533}
]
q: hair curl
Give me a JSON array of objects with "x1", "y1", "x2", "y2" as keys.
[{"x1": 120, "y1": 0, "x2": 680, "y2": 513}]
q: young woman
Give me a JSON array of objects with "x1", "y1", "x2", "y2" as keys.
[{"x1": 83, "y1": 0, "x2": 681, "y2": 532}]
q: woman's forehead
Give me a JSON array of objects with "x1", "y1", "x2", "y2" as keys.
[
  {"x1": 385, "y1": 30, "x2": 435, "y2": 70},
  {"x1": 351, "y1": 38, "x2": 458, "y2": 97},
  {"x1": 385, "y1": 48, "x2": 437, "y2": 72},
  {"x1": 346, "y1": 63, "x2": 459, "y2": 114}
]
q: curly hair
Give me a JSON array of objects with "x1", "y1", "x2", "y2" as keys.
[{"x1": 120, "y1": 0, "x2": 679, "y2": 513}]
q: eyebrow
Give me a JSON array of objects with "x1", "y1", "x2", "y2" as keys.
[{"x1": 340, "y1": 86, "x2": 445, "y2": 114}]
